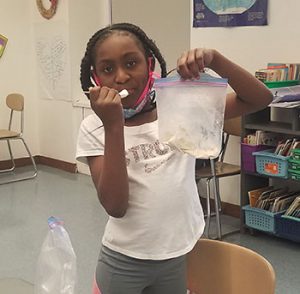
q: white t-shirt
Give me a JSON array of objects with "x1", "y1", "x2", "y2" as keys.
[{"x1": 76, "y1": 114, "x2": 205, "y2": 260}]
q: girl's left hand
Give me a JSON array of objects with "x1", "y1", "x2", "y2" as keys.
[{"x1": 177, "y1": 48, "x2": 215, "y2": 80}]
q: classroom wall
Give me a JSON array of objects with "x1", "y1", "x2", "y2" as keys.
[
  {"x1": 1, "y1": 1, "x2": 300, "y2": 205},
  {"x1": 33, "y1": 0, "x2": 109, "y2": 163},
  {"x1": 0, "y1": 0, "x2": 109, "y2": 164},
  {"x1": 0, "y1": 1, "x2": 39, "y2": 159},
  {"x1": 111, "y1": 0, "x2": 190, "y2": 71}
]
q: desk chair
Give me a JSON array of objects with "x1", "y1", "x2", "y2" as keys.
[
  {"x1": 0, "y1": 93, "x2": 37, "y2": 184},
  {"x1": 195, "y1": 116, "x2": 241, "y2": 239},
  {"x1": 187, "y1": 239, "x2": 276, "y2": 294}
]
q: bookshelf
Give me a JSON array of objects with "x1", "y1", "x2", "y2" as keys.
[{"x1": 240, "y1": 106, "x2": 300, "y2": 239}]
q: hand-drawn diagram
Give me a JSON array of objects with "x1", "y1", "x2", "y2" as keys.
[
  {"x1": 34, "y1": 22, "x2": 71, "y2": 101},
  {"x1": 36, "y1": 36, "x2": 66, "y2": 90}
]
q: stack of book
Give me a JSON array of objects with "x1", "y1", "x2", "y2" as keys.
[
  {"x1": 243, "y1": 131, "x2": 300, "y2": 157},
  {"x1": 274, "y1": 138, "x2": 300, "y2": 156},
  {"x1": 255, "y1": 63, "x2": 300, "y2": 82},
  {"x1": 243, "y1": 130, "x2": 286, "y2": 147},
  {"x1": 248, "y1": 186, "x2": 300, "y2": 214},
  {"x1": 284, "y1": 196, "x2": 300, "y2": 218}
]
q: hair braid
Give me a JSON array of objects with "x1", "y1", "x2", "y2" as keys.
[{"x1": 80, "y1": 23, "x2": 167, "y2": 98}]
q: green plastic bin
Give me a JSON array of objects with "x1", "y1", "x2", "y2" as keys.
[{"x1": 264, "y1": 80, "x2": 300, "y2": 88}]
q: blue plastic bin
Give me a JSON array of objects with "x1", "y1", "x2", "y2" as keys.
[
  {"x1": 253, "y1": 150, "x2": 289, "y2": 178},
  {"x1": 275, "y1": 214, "x2": 300, "y2": 243},
  {"x1": 243, "y1": 205, "x2": 282, "y2": 233}
]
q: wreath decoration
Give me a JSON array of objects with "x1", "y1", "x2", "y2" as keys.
[{"x1": 36, "y1": 0, "x2": 58, "y2": 19}]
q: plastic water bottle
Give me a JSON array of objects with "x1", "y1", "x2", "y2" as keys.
[{"x1": 34, "y1": 216, "x2": 77, "y2": 294}]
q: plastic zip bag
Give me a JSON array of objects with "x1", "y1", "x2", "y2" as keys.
[
  {"x1": 34, "y1": 216, "x2": 77, "y2": 294},
  {"x1": 155, "y1": 73, "x2": 228, "y2": 158}
]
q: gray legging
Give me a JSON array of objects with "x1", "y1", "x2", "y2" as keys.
[{"x1": 94, "y1": 246, "x2": 187, "y2": 294}]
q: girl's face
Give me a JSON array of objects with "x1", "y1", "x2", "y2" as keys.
[{"x1": 93, "y1": 32, "x2": 149, "y2": 108}]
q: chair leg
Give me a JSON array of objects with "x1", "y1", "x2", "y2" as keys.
[
  {"x1": 205, "y1": 178, "x2": 211, "y2": 237},
  {"x1": 0, "y1": 138, "x2": 37, "y2": 185},
  {"x1": 0, "y1": 140, "x2": 16, "y2": 173},
  {"x1": 215, "y1": 178, "x2": 222, "y2": 213},
  {"x1": 202, "y1": 168, "x2": 222, "y2": 239},
  {"x1": 210, "y1": 158, "x2": 222, "y2": 240},
  {"x1": 21, "y1": 138, "x2": 38, "y2": 177},
  {"x1": 213, "y1": 179, "x2": 222, "y2": 240}
]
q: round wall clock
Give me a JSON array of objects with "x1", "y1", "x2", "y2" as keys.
[{"x1": 36, "y1": 0, "x2": 58, "y2": 20}]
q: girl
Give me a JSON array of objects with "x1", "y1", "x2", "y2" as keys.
[{"x1": 76, "y1": 23, "x2": 272, "y2": 294}]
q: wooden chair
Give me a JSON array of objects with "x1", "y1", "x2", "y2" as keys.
[
  {"x1": 187, "y1": 239, "x2": 276, "y2": 294},
  {"x1": 195, "y1": 117, "x2": 241, "y2": 239},
  {"x1": 0, "y1": 93, "x2": 37, "y2": 184}
]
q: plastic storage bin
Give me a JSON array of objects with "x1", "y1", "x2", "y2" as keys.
[
  {"x1": 241, "y1": 144, "x2": 272, "y2": 173},
  {"x1": 288, "y1": 169, "x2": 300, "y2": 180},
  {"x1": 243, "y1": 205, "x2": 282, "y2": 233},
  {"x1": 275, "y1": 214, "x2": 300, "y2": 242},
  {"x1": 288, "y1": 149, "x2": 300, "y2": 180},
  {"x1": 253, "y1": 149, "x2": 289, "y2": 178},
  {"x1": 288, "y1": 158, "x2": 300, "y2": 172},
  {"x1": 264, "y1": 80, "x2": 300, "y2": 88},
  {"x1": 290, "y1": 148, "x2": 300, "y2": 160}
]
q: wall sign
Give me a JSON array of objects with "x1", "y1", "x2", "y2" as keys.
[{"x1": 193, "y1": 0, "x2": 268, "y2": 27}]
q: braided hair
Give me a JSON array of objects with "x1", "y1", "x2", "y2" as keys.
[{"x1": 80, "y1": 22, "x2": 167, "y2": 98}]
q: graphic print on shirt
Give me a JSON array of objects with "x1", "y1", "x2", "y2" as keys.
[{"x1": 126, "y1": 139, "x2": 177, "y2": 173}]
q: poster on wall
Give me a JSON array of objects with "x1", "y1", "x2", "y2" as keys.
[
  {"x1": 34, "y1": 22, "x2": 71, "y2": 101},
  {"x1": 193, "y1": 0, "x2": 268, "y2": 27}
]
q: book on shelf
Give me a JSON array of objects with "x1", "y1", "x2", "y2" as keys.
[
  {"x1": 274, "y1": 138, "x2": 300, "y2": 156},
  {"x1": 255, "y1": 68, "x2": 283, "y2": 82},
  {"x1": 268, "y1": 189, "x2": 291, "y2": 211},
  {"x1": 284, "y1": 196, "x2": 300, "y2": 218},
  {"x1": 267, "y1": 63, "x2": 289, "y2": 81},
  {"x1": 243, "y1": 131, "x2": 286, "y2": 147},
  {"x1": 255, "y1": 62, "x2": 300, "y2": 82},
  {"x1": 290, "y1": 140, "x2": 300, "y2": 152},
  {"x1": 248, "y1": 186, "x2": 273, "y2": 207},
  {"x1": 255, "y1": 187, "x2": 285, "y2": 210},
  {"x1": 243, "y1": 133, "x2": 257, "y2": 145},
  {"x1": 270, "y1": 192, "x2": 299, "y2": 213},
  {"x1": 249, "y1": 185, "x2": 300, "y2": 213},
  {"x1": 279, "y1": 138, "x2": 293, "y2": 156},
  {"x1": 255, "y1": 130, "x2": 283, "y2": 146},
  {"x1": 243, "y1": 133, "x2": 300, "y2": 157}
]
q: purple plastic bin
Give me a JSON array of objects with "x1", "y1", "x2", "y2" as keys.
[{"x1": 241, "y1": 143, "x2": 272, "y2": 173}]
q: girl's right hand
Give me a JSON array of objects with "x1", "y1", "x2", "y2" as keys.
[{"x1": 89, "y1": 86, "x2": 124, "y2": 129}]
